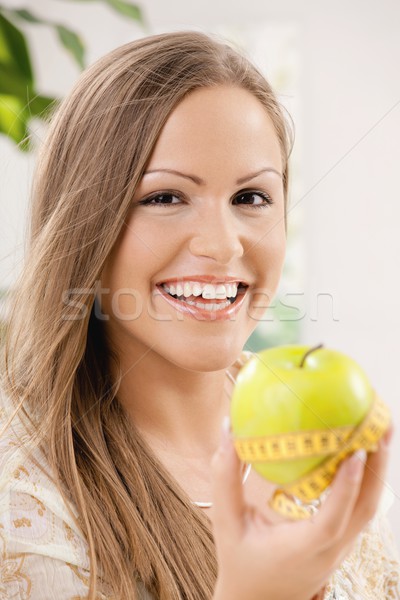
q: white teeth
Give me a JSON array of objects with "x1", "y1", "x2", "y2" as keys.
[
  {"x1": 228, "y1": 283, "x2": 238, "y2": 296},
  {"x1": 216, "y1": 284, "x2": 227, "y2": 298},
  {"x1": 192, "y1": 282, "x2": 203, "y2": 297},
  {"x1": 202, "y1": 283, "x2": 217, "y2": 299},
  {"x1": 200, "y1": 282, "x2": 237, "y2": 299},
  {"x1": 161, "y1": 280, "x2": 241, "y2": 299},
  {"x1": 184, "y1": 299, "x2": 231, "y2": 310}
]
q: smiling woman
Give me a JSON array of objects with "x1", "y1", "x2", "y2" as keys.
[
  {"x1": 99, "y1": 84, "x2": 286, "y2": 372},
  {"x1": 0, "y1": 30, "x2": 398, "y2": 600}
]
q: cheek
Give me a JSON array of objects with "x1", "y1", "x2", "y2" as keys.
[
  {"x1": 248, "y1": 228, "x2": 286, "y2": 317},
  {"x1": 255, "y1": 220, "x2": 286, "y2": 276},
  {"x1": 98, "y1": 237, "x2": 143, "y2": 319},
  {"x1": 106, "y1": 219, "x2": 161, "y2": 285},
  {"x1": 99, "y1": 219, "x2": 176, "y2": 319},
  {"x1": 122, "y1": 215, "x2": 183, "y2": 276}
]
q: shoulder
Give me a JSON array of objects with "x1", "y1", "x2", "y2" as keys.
[
  {"x1": 0, "y1": 401, "x2": 154, "y2": 599},
  {"x1": 325, "y1": 485, "x2": 400, "y2": 599},
  {"x1": 0, "y1": 399, "x2": 89, "y2": 570}
]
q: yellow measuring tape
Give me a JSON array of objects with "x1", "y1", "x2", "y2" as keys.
[{"x1": 233, "y1": 394, "x2": 391, "y2": 520}]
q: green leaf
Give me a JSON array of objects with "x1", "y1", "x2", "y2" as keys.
[
  {"x1": 0, "y1": 64, "x2": 56, "y2": 120},
  {"x1": 2, "y1": 9, "x2": 87, "y2": 70},
  {"x1": 0, "y1": 94, "x2": 31, "y2": 150},
  {"x1": 8, "y1": 9, "x2": 42, "y2": 24},
  {"x1": 29, "y1": 94, "x2": 59, "y2": 119},
  {"x1": 55, "y1": 24, "x2": 85, "y2": 69},
  {"x1": 0, "y1": 88, "x2": 57, "y2": 150},
  {"x1": 0, "y1": 13, "x2": 33, "y2": 82},
  {"x1": 0, "y1": 62, "x2": 33, "y2": 96},
  {"x1": 103, "y1": 0, "x2": 143, "y2": 23}
]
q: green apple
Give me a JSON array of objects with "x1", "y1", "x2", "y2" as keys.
[{"x1": 230, "y1": 344, "x2": 375, "y2": 485}]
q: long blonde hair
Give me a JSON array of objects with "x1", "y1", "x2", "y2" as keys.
[{"x1": 2, "y1": 31, "x2": 293, "y2": 599}]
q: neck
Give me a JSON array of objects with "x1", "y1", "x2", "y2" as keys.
[{"x1": 110, "y1": 339, "x2": 234, "y2": 463}]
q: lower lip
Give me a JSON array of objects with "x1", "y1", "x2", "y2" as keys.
[{"x1": 155, "y1": 285, "x2": 248, "y2": 321}]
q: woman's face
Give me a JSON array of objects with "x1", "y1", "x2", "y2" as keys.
[{"x1": 100, "y1": 85, "x2": 286, "y2": 371}]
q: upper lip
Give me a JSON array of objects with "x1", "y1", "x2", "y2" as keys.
[{"x1": 156, "y1": 275, "x2": 249, "y2": 286}]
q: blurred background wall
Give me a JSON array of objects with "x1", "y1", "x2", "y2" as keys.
[{"x1": 1, "y1": 0, "x2": 399, "y2": 541}]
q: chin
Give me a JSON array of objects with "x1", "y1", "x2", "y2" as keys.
[{"x1": 167, "y1": 343, "x2": 246, "y2": 373}]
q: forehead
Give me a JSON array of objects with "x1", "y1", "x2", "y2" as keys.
[{"x1": 146, "y1": 85, "x2": 283, "y2": 175}]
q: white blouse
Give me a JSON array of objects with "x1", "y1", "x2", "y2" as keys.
[{"x1": 1, "y1": 402, "x2": 399, "y2": 600}]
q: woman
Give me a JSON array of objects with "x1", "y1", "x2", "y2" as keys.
[{"x1": 0, "y1": 31, "x2": 398, "y2": 600}]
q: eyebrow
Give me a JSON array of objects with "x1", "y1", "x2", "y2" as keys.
[{"x1": 143, "y1": 167, "x2": 282, "y2": 185}]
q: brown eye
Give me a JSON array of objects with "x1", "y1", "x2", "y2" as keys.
[
  {"x1": 139, "y1": 193, "x2": 182, "y2": 207},
  {"x1": 234, "y1": 190, "x2": 274, "y2": 209}
]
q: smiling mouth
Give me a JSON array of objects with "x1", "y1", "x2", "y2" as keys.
[{"x1": 157, "y1": 283, "x2": 248, "y2": 305}]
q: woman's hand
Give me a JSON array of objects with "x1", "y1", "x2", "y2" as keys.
[{"x1": 210, "y1": 422, "x2": 393, "y2": 600}]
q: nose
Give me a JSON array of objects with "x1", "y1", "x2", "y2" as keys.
[{"x1": 188, "y1": 207, "x2": 244, "y2": 264}]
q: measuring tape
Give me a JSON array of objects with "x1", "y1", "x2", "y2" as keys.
[{"x1": 233, "y1": 394, "x2": 391, "y2": 520}]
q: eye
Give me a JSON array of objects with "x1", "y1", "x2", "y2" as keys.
[
  {"x1": 138, "y1": 192, "x2": 182, "y2": 207},
  {"x1": 233, "y1": 189, "x2": 274, "y2": 209}
]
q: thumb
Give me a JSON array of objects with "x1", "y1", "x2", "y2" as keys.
[
  {"x1": 210, "y1": 416, "x2": 246, "y2": 541},
  {"x1": 311, "y1": 449, "x2": 367, "y2": 550}
]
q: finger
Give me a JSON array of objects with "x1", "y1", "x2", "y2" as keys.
[
  {"x1": 210, "y1": 417, "x2": 246, "y2": 542},
  {"x1": 310, "y1": 449, "x2": 367, "y2": 551},
  {"x1": 334, "y1": 426, "x2": 393, "y2": 546}
]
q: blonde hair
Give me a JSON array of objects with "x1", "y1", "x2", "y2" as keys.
[{"x1": 2, "y1": 31, "x2": 293, "y2": 599}]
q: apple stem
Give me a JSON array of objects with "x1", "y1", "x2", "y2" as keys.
[{"x1": 299, "y1": 343, "x2": 324, "y2": 368}]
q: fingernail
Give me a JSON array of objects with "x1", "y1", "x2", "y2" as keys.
[{"x1": 346, "y1": 449, "x2": 367, "y2": 481}]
